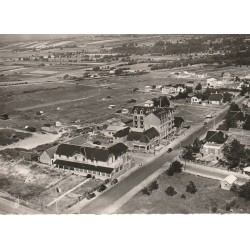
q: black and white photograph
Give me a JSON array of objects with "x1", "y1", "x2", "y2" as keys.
[{"x1": 0, "y1": 1, "x2": 250, "y2": 250}]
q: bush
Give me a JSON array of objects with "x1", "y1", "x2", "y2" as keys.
[
  {"x1": 180, "y1": 194, "x2": 186, "y2": 199},
  {"x1": 211, "y1": 206, "x2": 218, "y2": 213},
  {"x1": 141, "y1": 187, "x2": 151, "y2": 196},
  {"x1": 104, "y1": 179, "x2": 110, "y2": 184},
  {"x1": 166, "y1": 161, "x2": 183, "y2": 176},
  {"x1": 148, "y1": 180, "x2": 159, "y2": 191},
  {"x1": 111, "y1": 178, "x2": 118, "y2": 185},
  {"x1": 165, "y1": 186, "x2": 177, "y2": 196},
  {"x1": 186, "y1": 181, "x2": 197, "y2": 194}
]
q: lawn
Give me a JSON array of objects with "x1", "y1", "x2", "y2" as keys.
[{"x1": 117, "y1": 172, "x2": 245, "y2": 214}]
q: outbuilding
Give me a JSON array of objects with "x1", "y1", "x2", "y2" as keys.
[{"x1": 220, "y1": 175, "x2": 237, "y2": 190}]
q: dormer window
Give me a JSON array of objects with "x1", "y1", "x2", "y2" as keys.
[
  {"x1": 134, "y1": 110, "x2": 137, "y2": 114},
  {"x1": 140, "y1": 110, "x2": 143, "y2": 114}
]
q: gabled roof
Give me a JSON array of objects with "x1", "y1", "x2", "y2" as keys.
[
  {"x1": 113, "y1": 127, "x2": 130, "y2": 138},
  {"x1": 222, "y1": 175, "x2": 237, "y2": 185},
  {"x1": 149, "y1": 107, "x2": 173, "y2": 119},
  {"x1": 55, "y1": 142, "x2": 128, "y2": 162},
  {"x1": 208, "y1": 93, "x2": 223, "y2": 102},
  {"x1": 44, "y1": 145, "x2": 59, "y2": 158},
  {"x1": 127, "y1": 127, "x2": 159, "y2": 143},
  {"x1": 205, "y1": 130, "x2": 228, "y2": 144},
  {"x1": 132, "y1": 106, "x2": 155, "y2": 114}
]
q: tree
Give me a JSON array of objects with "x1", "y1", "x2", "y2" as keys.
[
  {"x1": 238, "y1": 181, "x2": 250, "y2": 200},
  {"x1": 151, "y1": 84, "x2": 156, "y2": 89},
  {"x1": 148, "y1": 180, "x2": 159, "y2": 191},
  {"x1": 182, "y1": 146, "x2": 195, "y2": 161},
  {"x1": 195, "y1": 82, "x2": 202, "y2": 90},
  {"x1": 222, "y1": 139, "x2": 246, "y2": 169},
  {"x1": 223, "y1": 92, "x2": 232, "y2": 103},
  {"x1": 167, "y1": 160, "x2": 183, "y2": 176},
  {"x1": 165, "y1": 186, "x2": 177, "y2": 196},
  {"x1": 243, "y1": 115, "x2": 250, "y2": 130},
  {"x1": 192, "y1": 138, "x2": 203, "y2": 153},
  {"x1": 186, "y1": 181, "x2": 197, "y2": 194}
]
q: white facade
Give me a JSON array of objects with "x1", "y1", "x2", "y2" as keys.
[
  {"x1": 220, "y1": 175, "x2": 237, "y2": 190},
  {"x1": 191, "y1": 96, "x2": 201, "y2": 104},
  {"x1": 144, "y1": 100, "x2": 154, "y2": 107}
]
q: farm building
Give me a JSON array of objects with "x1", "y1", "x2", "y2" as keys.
[
  {"x1": 39, "y1": 145, "x2": 58, "y2": 166},
  {"x1": 220, "y1": 175, "x2": 237, "y2": 190},
  {"x1": 53, "y1": 142, "x2": 131, "y2": 179}
]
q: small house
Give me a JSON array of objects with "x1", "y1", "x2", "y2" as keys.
[
  {"x1": 39, "y1": 145, "x2": 58, "y2": 166},
  {"x1": 55, "y1": 121, "x2": 62, "y2": 127},
  {"x1": 113, "y1": 127, "x2": 130, "y2": 143},
  {"x1": 191, "y1": 96, "x2": 201, "y2": 104},
  {"x1": 144, "y1": 100, "x2": 154, "y2": 107},
  {"x1": 220, "y1": 175, "x2": 237, "y2": 190},
  {"x1": 36, "y1": 111, "x2": 44, "y2": 116},
  {"x1": 208, "y1": 93, "x2": 223, "y2": 105}
]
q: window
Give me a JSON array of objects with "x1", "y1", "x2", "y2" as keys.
[
  {"x1": 140, "y1": 116, "x2": 143, "y2": 120},
  {"x1": 120, "y1": 165, "x2": 123, "y2": 171},
  {"x1": 107, "y1": 174, "x2": 111, "y2": 178},
  {"x1": 140, "y1": 110, "x2": 143, "y2": 114},
  {"x1": 75, "y1": 156, "x2": 77, "y2": 160},
  {"x1": 88, "y1": 170, "x2": 92, "y2": 173},
  {"x1": 92, "y1": 171, "x2": 96, "y2": 175},
  {"x1": 84, "y1": 169, "x2": 87, "y2": 173},
  {"x1": 97, "y1": 172, "x2": 100, "y2": 175},
  {"x1": 102, "y1": 173, "x2": 106, "y2": 176}
]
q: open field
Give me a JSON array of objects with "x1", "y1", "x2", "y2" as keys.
[
  {"x1": 117, "y1": 172, "x2": 250, "y2": 214},
  {"x1": 0, "y1": 129, "x2": 32, "y2": 146}
]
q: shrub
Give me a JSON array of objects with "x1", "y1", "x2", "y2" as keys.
[
  {"x1": 211, "y1": 206, "x2": 217, "y2": 213},
  {"x1": 104, "y1": 179, "x2": 110, "y2": 184},
  {"x1": 165, "y1": 186, "x2": 177, "y2": 196},
  {"x1": 186, "y1": 181, "x2": 197, "y2": 194},
  {"x1": 180, "y1": 194, "x2": 186, "y2": 199},
  {"x1": 148, "y1": 180, "x2": 159, "y2": 191},
  {"x1": 141, "y1": 187, "x2": 151, "y2": 196}
]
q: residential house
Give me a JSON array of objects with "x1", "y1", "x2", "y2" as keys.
[
  {"x1": 144, "y1": 107, "x2": 175, "y2": 140},
  {"x1": 39, "y1": 145, "x2": 59, "y2": 166},
  {"x1": 103, "y1": 125, "x2": 127, "y2": 138},
  {"x1": 127, "y1": 127, "x2": 160, "y2": 152},
  {"x1": 53, "y1": 142, "x2": 131, "y2": 179},
  {"x1": 220, "y1": 175, "x2": 237, "y2": 190},
  {"x1": 145, "y1": 86, "x2": 152, "y2": 92},
  {"x1": 202, "y1": 130, "x2": 228, "y2": 158},
  {"x1": 132, "y1": 106, "x2": 155, "y2": 129},
  {"x1": 144, "y1": 100, "x2": 154, "y2": 107},
  {"x1": 191, "y1": 96, "x2": 202, "y2": 104},
  {"x1": 161, "y1": 84, "x2": 186, "y2": 96},
  {"x1": 208, "y1": 93, "x2": 223, "y2": 105},
  {"x1": 206, "y1": 78, "x2": 223, "y2": 88},
  {"x1": 113, "y1": 127, "x2": 130, "y2": 143}
]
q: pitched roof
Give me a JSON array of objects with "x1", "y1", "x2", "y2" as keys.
[
  {"x1": 208, "y1": 93, "x2": 223, "y2": 102},
  {"x1": 150, "y1": 107, "x2": 173, "y2": 119},
  {"x1": 54, "y1": 160, "x2": 114, "y2": 174},
  {"x1": 127, "y1": 127, "x2": 159, "y2": 143},
  {"x1": 222, "y1": 175, "x2": 237, "y2": 185},
  {"x1": 113, "y1": 127, "x2": 130, "y2": 138},
  {"x1": 44, "y1": 145, "x2": 59, "y2": 158},
  {"x1": 205, "y1": 130, "x2": 228, "y2": 144},
  {"x1": 55, "y1": 142, "x2": 128, "y2": 162},
  {"x1": 132, "y1": 106, "x2": 155, "y2": 115}
]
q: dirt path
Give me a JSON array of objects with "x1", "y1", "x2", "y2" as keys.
[{"x1": 15, "y1": 95, "x2": 95, "y2": 111}]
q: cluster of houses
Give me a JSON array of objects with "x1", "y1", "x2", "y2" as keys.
[
  {"x1": 38, "y1": 100, "x2": 176, "y2": 179},
  {"x1": 170, "y1": 71, "x2": 207, "y2": 79}
]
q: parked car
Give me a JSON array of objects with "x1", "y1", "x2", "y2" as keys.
[
  {"x1": 93, "y1": 141, "x2": 101, "y2": 145},
  {"x1": 97, "y1": 184, "x2": 107, "y2": 193},
  {"x1": 167, "y1": 148, "x2": 173, "y2": 153},
  {"x1": 86, "y1": 192, "x2": 96, "y2": 200},
  {"x1": 111, "y1": 178, "x2": 118, "y2": 185}
]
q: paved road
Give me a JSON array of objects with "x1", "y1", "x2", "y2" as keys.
[
  {"x1": 0, "y1": 196, "x2": 41, "y2": 215},
  {"x1": 78, "y1": 96, "x2": 245, "y2": 214},
  {"x1": 184, "y1": 162, "x2": 249, "y2": 185}
]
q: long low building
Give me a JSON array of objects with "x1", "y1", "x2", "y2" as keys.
[{"x1": 52, "y1": 142, "x2": 132, "y2": 179}]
